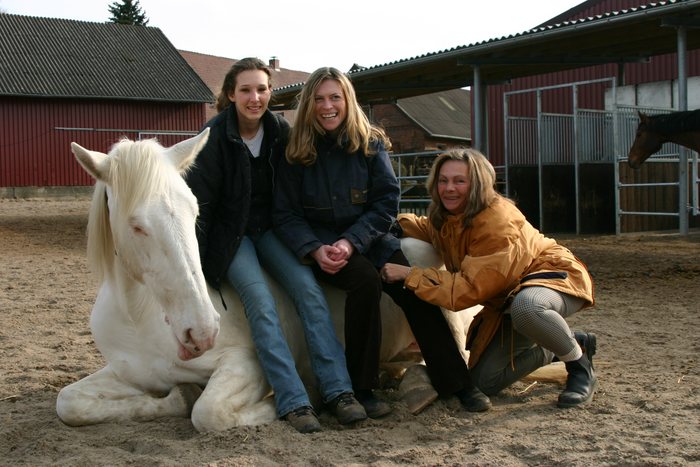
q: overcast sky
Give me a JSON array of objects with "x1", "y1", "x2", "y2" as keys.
[{"x1": 1, "y1": 0, "x2": 585, "y2": 72}]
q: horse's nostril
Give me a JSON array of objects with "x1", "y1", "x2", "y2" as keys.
[
  {"x1": 194, "y1": 346, "x2": 200, "y2": 352},
  {"x1": 184, "y1": 328, "x2": 194, "y2": 344}
]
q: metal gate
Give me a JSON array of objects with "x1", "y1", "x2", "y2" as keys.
[
  {"x1": 614, "y1": 106, "x2": 699, "y2": 234},
  {"x1": 504, "y1": 79, "x2": 699, "y2": 235}
]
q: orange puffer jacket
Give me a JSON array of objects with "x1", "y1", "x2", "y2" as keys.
[{"x1": 398, "y1": 196, "x2": 594, "y2": 367}]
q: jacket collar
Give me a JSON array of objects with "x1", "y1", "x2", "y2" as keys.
[{"x1": 225, "y1": 106, "x2": 281, "y2": 142}]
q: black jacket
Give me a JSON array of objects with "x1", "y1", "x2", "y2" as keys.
[
  {"x1": 273, "y1": 136, "x2": 401, "y2": 268},
  {"x1": 185, "y1": 106, "x2": 290, "y2": 289}
]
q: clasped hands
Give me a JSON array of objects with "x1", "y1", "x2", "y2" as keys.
[
  {"x1": 311, "y1": 239, "x2": 412, "y2": 284},
  {"x1": 311, "y1": 239, "x2": 354, "y2": 274}
]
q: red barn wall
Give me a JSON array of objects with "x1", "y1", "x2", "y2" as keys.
[{"x1": 1, "y1": 97, "x2": 206, "y2": 187}]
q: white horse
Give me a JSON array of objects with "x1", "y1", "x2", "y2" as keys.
[{"x1": 57, "y1": 130, "x2": 478, "y2": 432}]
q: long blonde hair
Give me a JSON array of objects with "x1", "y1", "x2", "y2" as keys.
[
  {"x1": 426, "y1": 148, "x2": 502, "y2": 229},
  {"x1": 286, "y1": 67, "x2": 390, "y2": 166}
]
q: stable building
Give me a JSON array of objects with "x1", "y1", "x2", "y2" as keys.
[
  {"x1": 0, "y1": 14, "x2": 213, "y2": 196},
  {"x1": 273, "y1": 0, "x2": 700, "y2": 234}
]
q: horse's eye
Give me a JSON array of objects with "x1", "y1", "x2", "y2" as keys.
[{"x1": 133, "y1": 225, "x2": 148, "y2": 236}]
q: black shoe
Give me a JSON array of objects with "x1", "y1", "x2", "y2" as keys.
[
  {"x1": 355, "y1": 390, "x2": 392, "y2": 418},
  {"x1": 328, "y1": 392, "x2": 368, "y2": 424},
  {"x1": 557, "y1": 353, "x2": 599, "y2": 408},
  {"x1": 284, "y1": 406, "x2": 322, "y2": 433},
  {"x1": 455, "y1": 387, "x2": 492, "y2": 412}
]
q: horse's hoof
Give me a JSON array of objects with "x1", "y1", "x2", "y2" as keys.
[
  {"x1": 403, "y1": 386, "x2": 438, "y2": 415},
  {"x1": 399, "y1": 364, "x2": 438, "y2": 415}
]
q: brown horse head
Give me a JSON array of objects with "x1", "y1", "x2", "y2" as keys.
[{"x1": 628, "y1": 111, "x2": 664, "y2": 169}]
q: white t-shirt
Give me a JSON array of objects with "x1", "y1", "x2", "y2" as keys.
[{"x1": 243, "y1": 126, "x2": 264, "y2": 158}]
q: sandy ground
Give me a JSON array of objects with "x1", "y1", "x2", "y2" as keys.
[{"x1": 1, "y1": 198, "x2": 699, "y2": 466}]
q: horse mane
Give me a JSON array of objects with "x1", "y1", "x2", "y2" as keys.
[
  {"x1": 86, "y1": 182, "x2": 113, "y2": 283},
  {"x1": 647, "y1": 109, "x2": 700, "y2": 134},
  {"x1": 86, "y1": 138, "x2": 170, "y2": 283}
]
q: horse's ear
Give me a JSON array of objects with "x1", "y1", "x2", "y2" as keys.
[
  {"x1": 71, "y1": 143, "x2": 111, "y2": 182},
  {"x1": 164, "y1": 128, "x2": 210, "y2": 173}
]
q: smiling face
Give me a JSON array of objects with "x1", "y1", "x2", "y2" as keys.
[
  {"x1": 227, "y1": 69, "x2": 271, "y2": 125},
  {"x1": 313, "y1": 78, "x2": 347, "y2": 133},
  {"x1": 437, "y1": 160, "x2": 471, "y2": 215}
]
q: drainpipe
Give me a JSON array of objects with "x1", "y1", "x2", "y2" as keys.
[{"x1": 472, "y1": 65, "x2": 483, "y2": 152}]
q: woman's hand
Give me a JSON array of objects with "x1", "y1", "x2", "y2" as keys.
[
  {"x1": 330, "y1": 239, "x2": 354, "y2": 261},
  {"x1": 380, "y1": 263, "x2": 412, "y2": 283},
  {"x1": 311, "y1": 245, "x2": 348, "y2": 274}
]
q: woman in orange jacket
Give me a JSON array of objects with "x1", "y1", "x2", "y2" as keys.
[{"x1": 382, "y1": 148, "x2": 597, "y2": 408}]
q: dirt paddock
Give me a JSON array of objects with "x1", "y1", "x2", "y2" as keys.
[{"x1": 1, "y1": 198, "x2": 698, "y2": 466}]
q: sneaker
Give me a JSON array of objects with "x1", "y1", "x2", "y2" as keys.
[
  {"x1": 284, "y1": 406, "x2": 322, "y2": 433},
  {"x1": 328, "y1": 392, "x2": 368, "y2": 424},
  {"x1": 456, "y1": 387, "x2": 492, "y2": 412},
  {"x1": 355, "y1": 390, "x2": 393, "y2": 418}
]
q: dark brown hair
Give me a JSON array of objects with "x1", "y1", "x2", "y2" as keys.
[{"x1": 215, "y1": 57, "x2": 271, "y2": 112}]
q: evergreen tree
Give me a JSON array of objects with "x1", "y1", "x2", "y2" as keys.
[{"x1": 108, "y1": 0, "x2": 149, "y2": 26}]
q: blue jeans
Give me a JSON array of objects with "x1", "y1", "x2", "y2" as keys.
[{"x1": 226, "y1": 229, "x2": 352, "y2": 418}]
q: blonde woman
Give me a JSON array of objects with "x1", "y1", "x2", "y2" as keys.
[
  {"x1": 274, "y1": 68, "x2": 491, "y2": 417},
  {"x1": 382, "y1": 148, "x2": 597, "y2": 408}
]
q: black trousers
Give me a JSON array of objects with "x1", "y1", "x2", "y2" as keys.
[
  {"x1": 314, "y1": 249, "x2": 475, "y2": 396},
  {"x1": 313, "y1": 253, "x2": 383, "y2": 391},
  {"x1": 381, "y1": 250, "x2": 476, "y2": 396}
]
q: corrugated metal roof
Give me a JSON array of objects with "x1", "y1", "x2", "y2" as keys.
[
  {"x1": 396, "y1": 88, "x2": 471, "y2": 140},
  {"x1": 273, "y1": 0, "x2": 700, "y2": 107},
  {"x1": 0, "y1": 14, "x2": 213, "y2": 102},
  {"x1": 340, "y1": 0, "x2": 690, "y2": 75}
]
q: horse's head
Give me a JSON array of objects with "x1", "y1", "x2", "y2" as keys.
[
  {"x1": 71, "y1": 129, "x2": 220, "y2": 361},
  {"x1": 628, "y1": 112, "x2": 663, "y2": 169}
]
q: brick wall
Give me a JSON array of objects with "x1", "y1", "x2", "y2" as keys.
[
  {"x1": 372, "y1": 103, "x2": 469, "y2": 154},
  {"x1": 371, "y1": 104, "x2": 426, "y2": 153}
]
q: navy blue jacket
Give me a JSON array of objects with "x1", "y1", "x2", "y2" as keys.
[
  {"x1": 273, "y1": 135, "x2": 401, "y2": 268},
  {"x1": 185, "y1": 106, "x2": 290, "y2": 289}
]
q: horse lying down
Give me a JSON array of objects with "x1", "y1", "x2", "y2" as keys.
[{"x1": 56, "y1": 130, "x2": 480, "y2": 432}]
